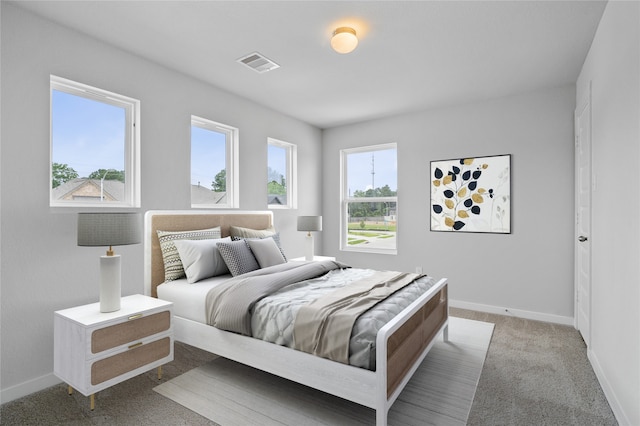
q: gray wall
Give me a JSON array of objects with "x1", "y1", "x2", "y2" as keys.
[
  {"x1": 322, "y1": 85, "x2": 577, "y2": 323},
  {"x1": 576, "y1": 1, "x2": 640, "y2": 424},
  {"x1": 0, "y1": 3, "x2": 322, "y2": 401}
]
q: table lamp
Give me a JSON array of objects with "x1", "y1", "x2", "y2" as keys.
[
  {"x1": 77, "y1": 213, "x2": 142, "y2": 312},
  {"x1": 297, "y1": 216, "x2": 322, "y2": 261}
]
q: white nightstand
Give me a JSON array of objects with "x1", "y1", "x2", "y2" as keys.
[
  {"x1": 54, "y1": 294, "x2": 173, "y2": 409},
  {"x1": 289, "y1": 255, "x2": 336, "y2": 262}
]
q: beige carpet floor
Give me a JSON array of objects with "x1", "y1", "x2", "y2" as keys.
[{"x1": 154, "y1": 317, "x2": 494, "y2": 426}]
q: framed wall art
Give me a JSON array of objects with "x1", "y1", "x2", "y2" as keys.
[{"x1": 431, "y1": 154, "x2": 511, "y2": 233}]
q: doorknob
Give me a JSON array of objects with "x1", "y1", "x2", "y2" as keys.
[{"x1": 578, "y1": 236, "x2": 588, "y2": 242}]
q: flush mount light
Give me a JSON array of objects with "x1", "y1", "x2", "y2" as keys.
[{"x1": 331, "y1": 27, "x2": 358, "y2": 54}]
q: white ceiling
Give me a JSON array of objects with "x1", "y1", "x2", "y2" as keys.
[{"x1": 12, "y1": 0, "x2": 607, "y2": 129}]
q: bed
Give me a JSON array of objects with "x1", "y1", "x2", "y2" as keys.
[{"x1": 144, "y1": 210, "x2": 448, "y2": 426}]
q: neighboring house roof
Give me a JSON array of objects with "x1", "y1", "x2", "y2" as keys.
[
  {"x1": 191, "y1": 184, "x2": 227, "y2": 205},
  {"x1": 267, "y1": 195, "x2": 286, "y2": 205},
  {"x1": 51, "y1": 178, "x2": 124, "y2": 201}
]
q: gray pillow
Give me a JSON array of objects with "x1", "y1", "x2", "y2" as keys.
[
  {"x1": 229, "y1": 225, "x2": 277, "y2": 239},
  {"x1": 231, "y1": 232, "x2": 287, "y2": 262},
  {"x1": 157, "y1": 227, "x2": 222, "y2": 281},
  {"x1": 217, "y1": 239, "x2": 260, "y2": 276},
  {"x1": 174, "y1": 237, "x2": 231, "y2": 283},
  {"x1": 247, "y1": 237, "x2": 286, "y2": 268}
]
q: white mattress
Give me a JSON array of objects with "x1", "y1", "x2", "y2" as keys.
[{"x1": 157, "y1": 275, "x2": 231, "y2": 323}]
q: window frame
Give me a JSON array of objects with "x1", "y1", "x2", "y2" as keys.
[
  {"x1": 190, "y1": 116, "x2": 239, "y2": 209},
  {"x1": 267, "y1": 137, "x2": 297, "y2": 209},
  {"x1": 50, "y1": 75, "x2": 141, "y2": 208},
  {"x1": 340, "y1": 143, "x2": 398, "y2": 255}
]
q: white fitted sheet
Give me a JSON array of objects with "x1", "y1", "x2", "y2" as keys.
[{"x1": 157, "y1": 275, "x2": 231, "y2": 323}]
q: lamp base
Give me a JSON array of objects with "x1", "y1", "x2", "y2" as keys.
[
  {"x1": 100, "y1": 255, "x2": 121, "y2": 313},
  {"x1": 305, "y1": 233, "x2": 314, "y2": 261}
]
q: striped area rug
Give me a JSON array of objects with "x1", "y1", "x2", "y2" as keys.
[{"x1": 154, "y1": 317, "x2": 494, "y2": 425}]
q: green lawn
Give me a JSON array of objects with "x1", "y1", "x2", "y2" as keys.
[
  {"x1": 348, "y1": 239, "x2": 367, "y2": 245},
  {"x1": 348, "y1": 223, "x2": 397, "y2": 232}
]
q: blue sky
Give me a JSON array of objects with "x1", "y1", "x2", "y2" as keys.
[
  {"x1": 191, "y1": 126, "x2": 226, "y2": 187},
  {"x1": 347, "y1": 148, "x2": 397, "y2": 194},
  {"x1": 52, "y1": 90, "x2": 125, "y2": 178},
  {"x1": 53, "y1": 89, "x2": 395, "y2": 192},
  {"x1": 267, "y1": 144, "x2": 286, "y2": 181}
]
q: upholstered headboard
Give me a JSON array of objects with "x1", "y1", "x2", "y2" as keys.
[{"x1": 144, "y1": 210, "x2": 274, "y2": 297}]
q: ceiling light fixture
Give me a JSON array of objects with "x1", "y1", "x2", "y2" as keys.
[{"x1": 331, "y1": 27, "x2": 358, "y2": 54}]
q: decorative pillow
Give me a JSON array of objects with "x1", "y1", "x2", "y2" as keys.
[
  {"x1": 174, "y1": 237, "x2": 231, "y2": 283},
  {"x1": 231, "y1": 230, "x2": 287, "y2": 262},
  {"x1": 229, "y1": 225, "x2": 277, "y2": 239},
  {"x1": 217, "y1": 239, "x2": 260, "y2": 276},
  {"x1": 157, "y1": 227, "x2": 221, "y2": 281},
  {"x1": 247, "y1": 237, "x2": 286, "y2": 268}
]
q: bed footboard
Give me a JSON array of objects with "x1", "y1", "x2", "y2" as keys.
[
  {"x1": 375, "y1": 278, "x2": 448, "y2": 425},
  {"x1": 387, "y1": 283, "x2": 448, "y2": 397}
]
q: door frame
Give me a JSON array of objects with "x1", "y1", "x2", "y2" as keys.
[{"x1": 574, "y1": 82, "x2": 592, "y2": 345}]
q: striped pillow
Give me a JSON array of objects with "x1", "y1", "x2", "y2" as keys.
[{"x1": 157, "y1": 227, "x2": 221, "y2": 281}]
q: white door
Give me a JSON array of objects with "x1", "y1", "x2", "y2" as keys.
[{"x1": 575, "y1": 90, "x2": 592, "y2": 346}]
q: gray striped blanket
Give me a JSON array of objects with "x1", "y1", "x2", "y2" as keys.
[{"x1": 206, "y1": 260, "x2": 346, "y2": 335}]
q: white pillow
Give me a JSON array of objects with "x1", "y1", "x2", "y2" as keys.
[
  {"x1": 247, "y1": 237, "x2": 286, "y2": 268},
  {"x1": 174, "y1": 237, "x2": 231, "y2": 283},
  {"x1": 157, "y1": 227, "x2": 222, "y2": 281}
]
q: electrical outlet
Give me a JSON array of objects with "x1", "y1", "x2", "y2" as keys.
[{"x1": 416, "y1": 266, "x2": 423, "y2": 274}]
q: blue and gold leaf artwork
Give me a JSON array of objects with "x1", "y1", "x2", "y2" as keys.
[{"x1": 430, "y1": 154, "x2": 510, "y2": 233}]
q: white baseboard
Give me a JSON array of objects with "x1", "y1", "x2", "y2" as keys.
[
  {"x1": 0, "y1": 372, "x2": 62, "y2": 404},
  {"x1": 588, "y1": 349, "x2": 631, "y2": 426},
  {"x1": 449, "y1": 299, "x2": 574, "y2": 326}
]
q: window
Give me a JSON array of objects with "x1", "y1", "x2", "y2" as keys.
[
  {"x1": 267, "y1": 138, "x2": 297, "y2": 209},
  {"x1": 190, "y1": 116, "x2": 239, "y2": 208},
  {"x1": 341, "y1": 144, "x2": 397, "y2": 254},
  {"x1": 50, "y1": 76, "x2": 140, "y2": 207}
]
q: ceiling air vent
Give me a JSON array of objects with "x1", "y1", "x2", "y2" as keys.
[{"x1": 237, "y1": 52, "x2": 280, "y2": 73}]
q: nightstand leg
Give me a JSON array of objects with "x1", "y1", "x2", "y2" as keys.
[
  {"x1": 157, "y1": 366, "x2": 162, "y2": 380},
  {"x1": 90, "y1": 394, "x2": 95, "y2": 410},
  {"x1": 68, "y1": 385, "x2": 73, "y2": 395}
]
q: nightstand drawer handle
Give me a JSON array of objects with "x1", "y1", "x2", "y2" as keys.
[
  {"x1": 128, "y1": 314, "x2": 143, "y2": 321},
  {"x1": 128, "y1": 342, "x2": 143, "y2": 349}
]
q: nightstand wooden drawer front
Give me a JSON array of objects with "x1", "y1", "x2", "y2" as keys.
[
  {"x1": 91, "y1": 336, "x2": 171, "y2": 385},
  {"x1": 91, "y1": 310, "x2": 170, "y2": 354}
]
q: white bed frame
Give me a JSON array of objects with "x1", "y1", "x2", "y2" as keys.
[{"x1": 144, "y1": 210, "x2": 448, "y2": 426}]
